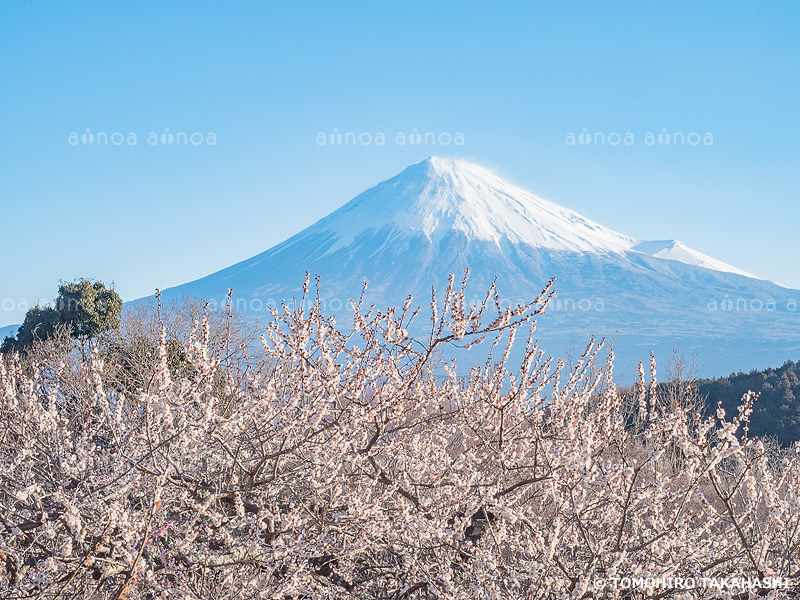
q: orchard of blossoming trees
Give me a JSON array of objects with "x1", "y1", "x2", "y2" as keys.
[{"x1": 1, "y1": 273, "x2": 799, "y2": 600}]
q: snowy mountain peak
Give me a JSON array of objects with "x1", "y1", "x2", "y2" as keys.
[
  {"x1": 149, "y1": 157, "x2": 791, "y2": 379},
  {"x1": 278, "y1": 157, "x2": 768, "y2": 281},
  {"x1": 312, "y1": 157, "x2": 637, "y2": 254}
]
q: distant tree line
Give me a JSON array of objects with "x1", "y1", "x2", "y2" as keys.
[{"x1": 695, "y1": 360, "x2": 800, "y2": 446}]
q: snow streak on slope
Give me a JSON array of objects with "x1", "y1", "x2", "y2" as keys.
[{"x1": 631, "y1": 240, "x2": 756, "y2": 278}]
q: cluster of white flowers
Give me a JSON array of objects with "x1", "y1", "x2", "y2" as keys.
[{"x1": 1, "y1": 274, "x2": 799, "y2": 598}]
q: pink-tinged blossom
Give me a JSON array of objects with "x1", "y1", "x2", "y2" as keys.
[{"x1": 0, "y1": 274, "x2": 797, "y2": 599}]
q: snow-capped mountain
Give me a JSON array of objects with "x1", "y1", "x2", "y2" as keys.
[
  {"x1": 146, "y1": 157, "x2": 800, "y2": 378},
  {"x1": 301, "y1": 157, "x2": 637, "y2": 254}
]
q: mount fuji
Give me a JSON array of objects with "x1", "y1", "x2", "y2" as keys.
[{"x1": 147, "y1": 157, "x2": 800, "y2": 379}]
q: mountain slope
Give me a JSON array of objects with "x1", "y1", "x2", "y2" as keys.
[
  {"x1": 0, "y1": 324, "x2": 19, "y2": 342},
  {"x1": 145, "y1": 158, "x2": 800, "y2": 378}
]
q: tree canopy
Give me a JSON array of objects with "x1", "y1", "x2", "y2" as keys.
[
  {"x1": 1, "y1": 279, "x2": 122, "y2": 353},
  {"x1": 696, "y1": 359, "x2": 800, "y2": 445}
]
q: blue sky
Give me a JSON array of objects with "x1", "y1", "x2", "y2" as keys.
[{"x1": 1, "y1": 1, "x2": 798, "y2": 327}]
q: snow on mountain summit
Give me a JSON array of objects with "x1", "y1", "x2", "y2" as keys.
[
  {"x1": 285, "y1": 157, "x2": 762, "y2": 281},
  {"x1": 307, "y1": 157, "x2": 637, "y2": 254},
  {"x1": 145, "y1": 156, "x2": 797, "y2": 378}
]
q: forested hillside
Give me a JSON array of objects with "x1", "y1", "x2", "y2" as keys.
[{"x1": 697, "y1": 359, "x2": 800, "y2": 445}]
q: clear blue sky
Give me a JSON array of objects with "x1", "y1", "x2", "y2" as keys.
[{"x1": 1, "y1": 1, "x2": 798, "y2": 327}]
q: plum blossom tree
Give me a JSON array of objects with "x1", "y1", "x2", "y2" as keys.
[{"x1": 0, "y1": 273, "x2": 799, "y2": 599}]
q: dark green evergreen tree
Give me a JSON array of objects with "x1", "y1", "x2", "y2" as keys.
[
  {"x1": 1, "y1": 279, "x2": 122, "y2": 354},
  {"x1": 1, "y1": 306, "x2": 61, "y2": 353},
  {"x1": 696, "y1": 359, "x2": 800, "y2": 445},
  {"x1": 55, "y1": 279, "x2": 123, "y2": 343}
]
